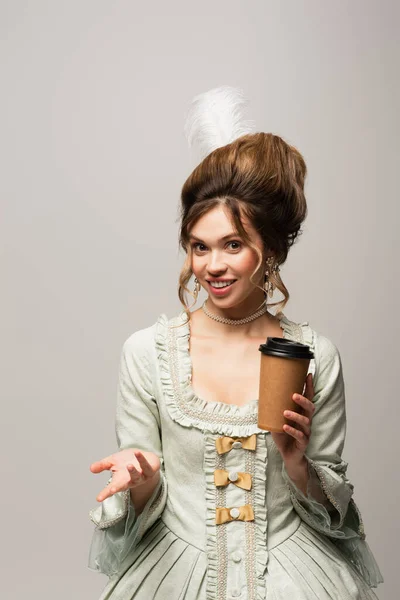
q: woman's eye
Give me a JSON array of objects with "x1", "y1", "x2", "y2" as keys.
[
  {"x1": 228, "y1": 241, "x2": 241, "y2": 250},
  {"x1": 192, "y1": 243, "x2": 207, "y2": 252},
  {"x1": 192, "y1": 241, "x2": 242, "y2": 252}
]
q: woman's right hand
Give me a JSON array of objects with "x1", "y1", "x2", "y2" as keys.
[{"x1": 90, "y1": 449, "x2": 161, "y2": 502}]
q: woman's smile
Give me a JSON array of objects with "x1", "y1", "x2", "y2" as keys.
[{"x1": 207, "y1": 279, "x2": 237, "y2": 295}]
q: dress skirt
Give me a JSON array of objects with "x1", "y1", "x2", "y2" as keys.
[{"x1": 96, "y1": 518, "x2": 379, "y2": 600}]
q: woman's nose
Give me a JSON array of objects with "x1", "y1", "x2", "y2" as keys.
[{"x1": 207, "y1": 252, "x2": 228, "y2": 274}]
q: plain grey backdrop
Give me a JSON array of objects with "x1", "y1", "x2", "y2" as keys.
[{"x1": 1, "y1": 1, "x2": 398, "y2": 598}]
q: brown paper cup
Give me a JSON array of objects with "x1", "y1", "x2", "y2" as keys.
[{"x1": 258, "y1": 355, "x2": 310, "y2": 432}]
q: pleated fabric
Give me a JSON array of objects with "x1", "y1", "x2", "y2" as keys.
[
  {"x1": 96, "y1": 520, "x2": 207, "y2": 600},
  {"x1": 266, "y1": 522, "x2": 379, "y2": 600},
  {"x1": 95, "y1": 519, "x2": 379, "y2": 600}
]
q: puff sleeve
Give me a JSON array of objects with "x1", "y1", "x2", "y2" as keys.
[
  {"x1": 88, "y1": 327, "x2": 167, "y2": 578},
  {"x1": 281, "y1": 333, "x2": 383, "y2": 587}
]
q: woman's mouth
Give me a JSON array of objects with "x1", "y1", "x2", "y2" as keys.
[{"x1": 207, "y1": 280, "x2": 237, "y2": 296}]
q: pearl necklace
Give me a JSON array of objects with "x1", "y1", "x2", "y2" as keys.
[{"x1": 201, "y1": 298, "x2": 269, "y2": 325}]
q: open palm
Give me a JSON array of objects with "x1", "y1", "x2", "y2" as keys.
[{"x1": 90, "y1": 448, "x2": 161, "y2": 502}]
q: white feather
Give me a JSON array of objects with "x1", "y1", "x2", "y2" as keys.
[{"x1": 184, "y1": 85, "x2": 255, "y2": 161}]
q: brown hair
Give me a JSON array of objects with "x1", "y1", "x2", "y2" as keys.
[{"x1": 177, "y1": 132, "x2": 308, "y2": 324}]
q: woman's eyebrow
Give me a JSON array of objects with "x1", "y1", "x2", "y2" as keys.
[{"x1": 189, "y1": 233, "x2": 240, "y2": 242}]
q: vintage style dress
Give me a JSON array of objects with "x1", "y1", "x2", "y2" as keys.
[{"x1": 88, "y1": 311, "x2": 384, "y2": 599}]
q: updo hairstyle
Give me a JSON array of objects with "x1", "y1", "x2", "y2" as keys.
[{"x1": 177, "y1": 132, "x2": 308, "y2": 322}]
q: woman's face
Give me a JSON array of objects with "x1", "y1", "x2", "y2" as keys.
[{"x1": 189, "y1": 204, "x2": 269, "y2": 309}]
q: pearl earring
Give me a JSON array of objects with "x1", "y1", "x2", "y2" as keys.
[
  {"x1": 193, "y1": 276, "x2": 201, "y2": 300},
  {"x1": 264, "y1": 257, "x2": 280, "y2": 298}
]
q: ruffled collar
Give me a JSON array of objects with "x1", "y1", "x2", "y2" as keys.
[{"x1": 155, "y1": 310, "x2": 315, "y2": 435}]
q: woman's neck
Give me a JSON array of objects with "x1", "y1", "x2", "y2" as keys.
[{"x1": 189, "y1": 305, "x2": 283, "y2": 340}]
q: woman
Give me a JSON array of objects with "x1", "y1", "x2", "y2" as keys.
[{"x1": 88, "y1": 87, "x2": 384, "y2": 599}]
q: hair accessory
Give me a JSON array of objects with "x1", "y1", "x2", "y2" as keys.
[
  {"x1": 184, "y1": 85, "x2": 255, "y2": 162},
  {"x1": 265, "y1": 257, "x2": 280, "y2": 298},
  {"x1": 193, "y1": 276, "x2": 201, "y2": 301}
]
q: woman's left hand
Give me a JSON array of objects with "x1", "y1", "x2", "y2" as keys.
[{"x1": 271, "y1": 373, "x2": 315, "y2": 468}]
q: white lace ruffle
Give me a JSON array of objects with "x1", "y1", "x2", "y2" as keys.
[
  {"x1": 154, "y1": 311, "x2": 313, "y2": 437},
  {"x1": 155, "y1": 312, "x2": 261, "y2": 436},
  {"x1": 204, "y1": 431, "x2": 269, "y2": 600},
  {"x1": 88, "y1": 472, "x2": 167, "y2": 577}
]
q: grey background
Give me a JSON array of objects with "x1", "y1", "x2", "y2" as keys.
[{"x1": 1, "y1": 1, "x2": 397, "y2": 598}]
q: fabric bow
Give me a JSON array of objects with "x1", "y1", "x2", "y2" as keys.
[
  {"x1": 215, "y1": 504, "x2": 255, "y2": 525},
  {"x1": 215, "y1": 434, "x2": 257, "y2": 455},
  {"x1": 214, "y1": 469, "x2": 252, "y2": 491}
]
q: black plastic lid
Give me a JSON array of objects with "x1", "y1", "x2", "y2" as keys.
[{"x1": 258, "y1": 337, "x2": 314, "y2": 359}]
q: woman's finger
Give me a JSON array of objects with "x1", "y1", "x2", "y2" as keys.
[
  {"x1": 283, "y1": 424, "x2": 309, "y2": 444},
  {"x1": 96, "y1": 472, "x2": 123, "y2": 502},
  {"x1": 292, "y1": 393, "x2": 315, "y2": 417},
  {"x1": 134, "y1": 451, "x2": 155, "y2": 478},
  {"x1": 305, "y1": 373, "x2": 314, "y2": 398},
  {"x1": 90, "y1": 457, "x2": 114, "y2": 473},
  {"x1": 127, "y1": 463, "x2": 143, "y2": 482},
  {"x1": 284, "y1": 410, "x2": 311, "y2": 436}
]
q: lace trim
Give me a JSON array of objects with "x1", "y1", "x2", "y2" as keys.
[
  {"x1": 204, "y1": 432, "x2": 269, "y2": 600},
  {"x1": 245, "y1": 449, "x2": 257, "y2": 599},
  {"x1": 205, "y1": 434, "x2": 228, "y2": 600},
  {"x1": 309, "y1": 460, "x2": 365, "y2": 539},
  {"x1": 167, "y1": 321, "x2": 257, "y2": 426},
  {"x1": 215, "y1": 451, "x2": 228, "y2": 600},
  {"x1": 156, "y1": 311, "x2": 315, "y2": 435},
  {"x1": 308, "y1": 460, "x2": 345, "y2": 527},
  {"x1": 136, "y1": 475, "x2": 166, "y2": 539},
  {"x1": 89, "y1": 489, "x2": 131, "y2": 530},
  {"x1": 90, "y1": 474, "x2": 165, "y2": 532}
]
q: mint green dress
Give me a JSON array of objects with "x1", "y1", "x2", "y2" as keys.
[{"x1": 88, "y1": 312, "x2": 384, "y2": 599}]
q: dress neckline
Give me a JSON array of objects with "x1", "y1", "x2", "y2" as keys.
[
  {"x1": 183, "y1": 311, "x2": 287, "y2": 410},
  {"x1": 155, "y1": 310, "x2": 312, "y2": 435}
]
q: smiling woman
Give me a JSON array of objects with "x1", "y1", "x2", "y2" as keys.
[
  {"x1": 177, "y1": 125, "x2": 307, "y2": 324},
  {"x1": 188, "y1": 207, "x2": 270, "y2": 305},
  {"x1": 88, "y1": 86, "x2": 384, "y2": 600}
]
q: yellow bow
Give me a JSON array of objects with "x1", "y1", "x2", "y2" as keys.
[
  {"x1": 215, "y1": 434, "x2": 257, "y2": 455},
  {"x1": 214, "y1": 469, "x2": 252, "y2": 491},
  {"x1": 216, "y1": 504, "x2": 255, "y2": 525}
]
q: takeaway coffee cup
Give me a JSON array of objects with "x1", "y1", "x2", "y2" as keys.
[{"x1": 258, "y1": 337, "x2": 314, "y2": 432}]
